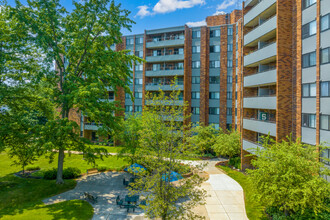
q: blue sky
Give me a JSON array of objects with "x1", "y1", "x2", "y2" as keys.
[{"x1": 6, "y1": 0, "x2": 242, "y2": 35}]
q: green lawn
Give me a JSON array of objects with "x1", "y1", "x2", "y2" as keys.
[
  {"x1": 89, "y1": 144, "x2": 125, "y2": 153},
  {"x1": 0, "y1": 151, "x2": 131, "y2": 220},
  {"x1": 217, "y1": 165, "x2": 266, "y2": 220}
]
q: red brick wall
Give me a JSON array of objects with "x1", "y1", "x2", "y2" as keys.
[
  {"x1": 219, "y1": 25, "x2": 228, "y2": 130},
  {"x1": 200, "y1": 26, "x2": 210, "y2": 125}
]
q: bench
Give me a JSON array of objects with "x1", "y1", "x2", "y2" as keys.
[
  {"x1": 87, "y1": 168, "x2": 98, "y2": 175},
  {"x1": 84, "y1": 192, "x2": 98, "y2": 204}
]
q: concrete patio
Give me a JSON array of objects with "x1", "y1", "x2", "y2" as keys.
[{"x1": 43, "y1": 160, "x2": 248, "y2": 220}]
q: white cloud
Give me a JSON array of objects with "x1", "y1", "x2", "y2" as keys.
[
  {"x1": 136, "y1": 0, "x2": 205, "y2": 18},
  {"x1": 213, "y1": 10, "x2": 226, "y2": 16},
  {"x1": 136, "y1": 5, "x2": 151, "y2": 18},
  {"x1": 216, "y1": 0, "x2": 237, "y2": 10},
  {"x1": 186, "y1": 20, "x2": 207, "y2": 27}
]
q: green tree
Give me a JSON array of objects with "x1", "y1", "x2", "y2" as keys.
[
  {"x1": 14, "y1": 0, "x2": 140, "y2": 183},
  {"x1": 114, "y1": 113, "x2": 142, "y2": 163},
  {"x1": 186, "y1": 124, "x2": 220, "y2": 155},
  {"x1": 212, "y1": 130, "x2": 241, "y2": 160},
  {"x1": 129, "y1": 85, "x2": 206, "y2": 220},
  {"x1": 247, "y1": 136, "x2": 330, "y2": 216}
]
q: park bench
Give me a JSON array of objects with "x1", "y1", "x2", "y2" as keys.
[
  {"x1": 87, "y1": 168, "x2": 98, "y2": 175},
  {"x1": 84, "y1": 192, "x2": 98, "y2": 204}
]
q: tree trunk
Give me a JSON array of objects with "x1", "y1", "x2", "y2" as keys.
[{"x1": 56, "y1": 148, "x2": 65, "y2": 184}]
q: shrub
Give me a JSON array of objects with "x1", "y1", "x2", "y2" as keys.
[
  {"x1": 43, "y1": 168, "x2": 57, "y2": 180},
  {"x1": 228, "y1": 157, "x2": 241, "y2": 169},
  {"x1": 26, "y1": 166, "x2": 40, "y2": 171},
  {"x1": 98, "y1": 166, "x2": 108, "y2": 172},
  {"x1": 63, "y1": 167, "x2": 81, "y2": 179}
]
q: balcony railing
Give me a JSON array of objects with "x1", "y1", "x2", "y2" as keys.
[
  {"x1": 146, "y1": 66, "x2": 184, "y2": 71},
  {"x1": 146, "y1": 50, "x2": 184, "y2": 57},
  {"x1": 243, "y1": 117, "x2": 276, "y2": 123},
  {"x1": 147, "y1": 35, "x2": 185, "y2": 42}
]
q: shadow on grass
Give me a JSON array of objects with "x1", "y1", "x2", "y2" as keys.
[{"x1": 0, "y1": 173, "x2": 92, "y2": 219}]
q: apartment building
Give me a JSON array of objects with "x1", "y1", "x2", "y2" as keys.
[
  {"x1": 239, "y1": 0, "x2": 330, "y2": 177},
  {"x1": 82, "y1": 11, "x2": 242, "y2": 141}
]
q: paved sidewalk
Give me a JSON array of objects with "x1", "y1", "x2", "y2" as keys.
[{"x1": 201, "y1": 160, "x2": 248, "y2": 220}]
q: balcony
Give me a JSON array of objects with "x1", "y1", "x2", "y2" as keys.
[
  {"x1": 243, "y1": 118, "x2": 276, "y2": 136},
  {"x1": 244, "y1": 0, "x2": 277, "y2": 26},
  {"x1": 244, "y1": 15, "x2": 277, "y2": 46},
  {"x1": 84, "y1": 123, "x2": 101, "y2": 131},
  {"x1": 146, "y1": 50, "x2": 184, "y2": 63},
  {"x1": 244, "y1": 0, "x2": 255, "y2": 8},
  {"x1": 145, "y1": 99, "x2": 184, "y2": 106},
  {"x1": 244, "y1": 42, "x2": 277, "y2": 67},
  {"x1": 146, "y1": 36, "x2": 185, "y2": 49},
  {"x1": 145, "y1": 66, "x2": 184, "y2": 77},
  {"x1": 244, "y1": 68, "x2": 277, "y2": 87},
  {"x1": 145, "y1": 83, "x2": 184, "y2": 91},
  {"x1": 242, "y1": 139, "x2": 263, "y2": 153},
  {"x1": 244, "y1": 96, "x2": 276, "y2": 110}
]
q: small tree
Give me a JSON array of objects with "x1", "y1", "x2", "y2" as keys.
[
  {"x1": 186, "y1": 124, "x2": 220, "y2": 155},
  {"x1": 115, "y1": 113, "x2": 142, "y2": 163},
  {"x1": 212, "y1": 130, "x2": 241, "y2": 160},
  {"x1": 129, "y1": 84, "x2": 206, "y2": 220},
  {"x1": 247, "y1": 136, "x2": 330, "y2": 216}
]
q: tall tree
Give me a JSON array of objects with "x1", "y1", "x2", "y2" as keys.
[
  {"x1": 14, "y1": 0, "x2": 140, "y2": 183},
  {"x1": 247, "y1": 136, "x2": 330, "y2": 216},
  {"x1": 212, "y1": 130, "x2": 241, "y2": 160},
  {"x1": 129, "y1": 85, "x2": 206, "y2": 220}
]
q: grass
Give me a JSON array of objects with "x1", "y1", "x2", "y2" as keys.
[
  {"x1": 217, "y1": 165, "x2": 266, "y2": 220},
  {"x1": 88, "y1": 144, "x2": 125, "y2": 153},
  {"x1": 0, "y1": 151, "x2": 131, "y2": 220}
]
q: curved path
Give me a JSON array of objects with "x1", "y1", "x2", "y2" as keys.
[{"x1": 43, "y1": 159, "x2": 248, "y2": 220}]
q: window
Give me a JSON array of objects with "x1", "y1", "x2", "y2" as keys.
[
  {"x1": 192, "y1": 31, "x2": 201, "y2": 39},
  {"x1": 134, "y1": 105, "x2": 142, "y2": 112},
  {"x1": 135, "y1": 51, "x2": 143, "y2": 58},
  {"x1": 191, "y1": 92, "x2": 200, "y2": 99},
  {"x1": 227, "y1": 107, "x2": 232, "y2": 116},
  {"x1": 135, "y1": 37, "x2": 143, "y2": 44},
  {"x1": 302, "y1": 0, "x2": 316, "y2": 10},
  {"x1": 321, "y1": 47, "x2": 330, "y2": 64},
  {"x1": 135, "y1": 92, "x2": 142, "y2": 99},
  {"x1": 302, "y1": 20, "x2": 317, "y2": 39},
  {"x1": 192, "y1": 76, "x2": 200, "y2": 84},
  {"x1": 125, "y1": 93, "x2": 131, "y2": 99},
  {"x1": 135, "y1": 64, "x2": 143, "y2": 71},
  {"x1": 210, "y1": 30, "x2": 220, "y2": 37},
  {"x1": 302, "y1": 83, "x2": 316, "y2": 97},
  {"x1": 125, "y1": 105, "x2": 133, "y2": 112},
  {"x1": 227, "y1": 60, "x2": 233, "y2": 68},
  {"x1": 322, "y1": 148, "x2": 330, "y2": 166},
  {"x1": 192, "y1": 46, "x2": 200, "y2": 53},
  {"x1": 227, "y1": 75, "x2": 233, "y2": 83},
  {"x1": 174, "y1": 48, "x2": 184, "y2": 55},
  {"x1": 109, "y1": 92, "x2": 114, "y2": 100},
  {"x1": 302, "y1": 113, "x2": 316, "y2": 128},
  {"x1": 209, "y1": 107, "x2": 220, "y2": 115},
  {"x1": 192, "y1": 61, "x2": 200, "y2": 69},
  {"x1": 126, "y1": 38, "x2": 134, "y2": 45},
  {"x1": 227, "y1": 44, "x2": 233, "y2": 52},
  {"x1": 321, "y1": 115, "x2": 330, "y2": 131},
  {"x1": 321, "y1": 81, "x2": 330, "y2": 97},
  {"x1": 210, "y1": 45, "x2": 220, "y2": 53},
  {"x1": 302, "y1": 51, "x2": 316, "y2": 68},
  {"x1": 209, "y1": 76, "x2": 220, "y2": 84},
  {"x1": 135, "y1": 78, "x2": 143, "y2": 85},
  {"x1": 321, "y1": 14, "x2": 330, "y2": 31},
  {"x1": 191, "y1": 107, "x2": 200, "y2": 115},
  {"x1": 227, "y1": 91, "x2": 232, "y2": 99},
  {"x1": 227, "y1": 27, "x2": 233, "y2": 36},
  {"x1": 209, "y1": 92, "x2": 220, "y2": 99},
  {"x1": 210, "y1": 60, "x2": 220, "y2": 68}
]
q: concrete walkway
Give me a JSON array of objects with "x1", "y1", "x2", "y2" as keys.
[
  {"x1": 201, "y1": 160, "x2": 248, "y2": 220},
  {"x1": 43, "y1": 159, "x2": 248, "y2": 220}
]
